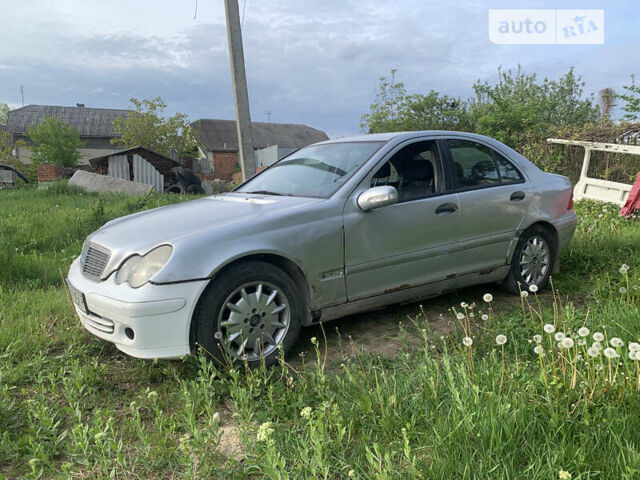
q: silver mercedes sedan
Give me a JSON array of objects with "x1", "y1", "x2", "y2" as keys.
[{"x1": 67, "y1": 131, "x2": 577, "y2": 366}]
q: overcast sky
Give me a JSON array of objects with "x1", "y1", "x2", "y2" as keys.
[{"x1": 1, "y1": 0, "x2": 638, "y2": 137}]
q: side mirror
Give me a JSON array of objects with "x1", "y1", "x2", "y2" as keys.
[{"x1": 357, "y1": 186, "x2": 399, "y2": 211}]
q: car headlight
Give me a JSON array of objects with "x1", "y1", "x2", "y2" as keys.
[{"x1": 115, "y1": 245, "x2": 173, "y2": 288}]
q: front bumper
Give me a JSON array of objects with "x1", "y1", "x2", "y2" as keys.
[{"x1": 67, "y1": 257, "x2": 209, "y2": 359}]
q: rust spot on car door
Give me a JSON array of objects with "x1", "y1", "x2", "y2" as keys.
[{"x1": 384, "y1": 284, "x2": 411, "y2": 294}]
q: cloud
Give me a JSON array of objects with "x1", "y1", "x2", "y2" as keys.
[{"x1": 0, "y1": 0, "x2": 636, "y2": 134}]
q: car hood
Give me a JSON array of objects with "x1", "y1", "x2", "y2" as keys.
[{"x1": 87, "y1": 193, "x2": 322, "y2": 278}]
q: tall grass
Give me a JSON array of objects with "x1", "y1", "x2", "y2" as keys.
[{"x1": 0, "y1": 185, "x2": 639, "y2": 478}]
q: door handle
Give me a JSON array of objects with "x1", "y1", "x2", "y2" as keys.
[
  {"x1": 510, "y1": 191, "x2": 526, "y2": 201},
  {"x1": 435, "y1": 202, "x2": 458, "y2": 215}
]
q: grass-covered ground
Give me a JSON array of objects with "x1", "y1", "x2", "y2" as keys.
[{"x1": 1, "y1": 184, "x2": 639, "y2": 479}]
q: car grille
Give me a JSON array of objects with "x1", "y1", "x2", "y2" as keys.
[
  {"x1": 81, "y1": 243, "x2": 111, "y2": 280},
  {"x1": 84, "y1": 315, "x2": 115, "y2": 334}
]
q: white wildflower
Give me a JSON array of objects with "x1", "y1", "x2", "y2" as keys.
[
  {"x1": 529, "y1": 284, "x2": 539, "y2": 293},
  {"x1": 495, "y1": 334, "x2": 507, "y2": 345},
  {"x1": 483, "y1": 293, "x2": 493, "y2": 303},
  {"x1": 543, "y1": 324, "x2": 556, "y2": 333},
  {"x1": 593, "y1": 332, "x2": 604, "y2": 342},
  {"x1": 578, "y1": 327, "x2": 590, "y2": 337},
  {"x1": 604, "y1": 347, "x2": 619, "y2": 359},
  {"x1": 561, "y1": 337, "x2": 575, "y2": 349},
  {"x1": 533, "y1": 334, "x2": 542, "y2": 343},
  {"x1": 462, "y1": 336, "x2": 473, "y2": 347},
  {"x1": 610, "y1": 337, "x2": 624, "y2": 347},
  {"x1": 300, "y1": 407, "x2": 312, "y2": 419}
]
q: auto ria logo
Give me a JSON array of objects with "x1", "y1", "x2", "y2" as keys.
[{"x1": 489, "y1": 9, "x2": 604, "y2": 44}]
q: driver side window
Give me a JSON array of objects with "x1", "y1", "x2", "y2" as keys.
[{"x1": 370, "y1": 141, "x2": 439, "y2": 203}]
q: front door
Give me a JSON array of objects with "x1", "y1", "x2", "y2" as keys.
[{"x1": 342, "y1": 140, "x2": 461, "y2": 301}]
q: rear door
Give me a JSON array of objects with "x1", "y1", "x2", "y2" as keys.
[
  {"x1": 443, "y1": 138, "x2": 531, "y2": 275},
  {"x1": 342, "y1": 139, "x2": 460, "y2": 301}
]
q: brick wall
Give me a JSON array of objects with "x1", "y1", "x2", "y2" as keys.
[
  {"x1": 37, "y1": 163, "x2": 73, "y2": 183},
  {"x1": 212, "y1": 151, "x2": 238, "y2": 181}
]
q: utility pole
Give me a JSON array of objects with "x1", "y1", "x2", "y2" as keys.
[{"x1": 224, "y1": 0, "x2": 255, "y2": 180}]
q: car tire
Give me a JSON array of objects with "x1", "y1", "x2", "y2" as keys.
[
  {"x1": 194, "y1": 260, "x2": 303, "y2": 368},
  {"x1": 502, "y1": 225, "x2": 556, "y2": 295}
]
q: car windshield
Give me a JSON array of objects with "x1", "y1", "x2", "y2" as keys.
[{"x1": 236, "y1": 141, "x2": 385, "y2": 198}]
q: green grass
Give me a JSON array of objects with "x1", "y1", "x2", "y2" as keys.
[{"x1": 1, "y1": 184, "x2": 640, "y2": 479}]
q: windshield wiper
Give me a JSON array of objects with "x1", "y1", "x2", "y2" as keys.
[{"x1": 243, "y1": 190, "x2": 290, "y2": 196}]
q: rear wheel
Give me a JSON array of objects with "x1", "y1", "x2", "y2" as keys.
[
  {"x1": 194, "y1": 261, "x2": 302, "y2": 368},
  {"x1": 502, "y1": 225, "x2": 555, "y2": 294}
]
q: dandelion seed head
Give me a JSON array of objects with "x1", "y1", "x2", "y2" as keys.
[
  {"x1": 483, "y1": 293, "x2": 493, "y2": 303},
  {"x1": 561, "y1": 337, "x2": 574, "y2": 349},
  {"x1": 456, "y1": 312, "x2": 465, "y2": 320},
  {"x1": 534, "y1": 345, "x2": 545, "y2": 355},
  {"x1": 543, "y1": 324, "x2": 556, "y2": 333},
  {"x1": 578, "y1": 327, "x2": 590, "y2": 337},
  {"x1": 604, "y1": 347, "x2": 619, "y2": 359},
  {"x1": 620, "y1": 286, "x2": 628, "y2": 294},
  {"x1": 610, "y1": 337, "x2": 624, "y2": 347},
  {"x1": 529, "y1": 284, "x2": 538, "y2": 293},
  {"x1": 533, "y1": 334, "x2": 542, "y2": 343},
  {"x1": 462, "y1": 336, "x2": 473, "y2": 347},
  {"x1": 628, "y1": 342, "x2": 640, "y2": 353},
  {"x1": 593, "y1": 332, "x2": 604, "y2": 342},
  {"x1": 520, "y1": 291, "x2": 529, "y2": 298},
  {"x1": 495, "y1": 334, "x2": 507, "y2": 345},
  {"x1": 577, "y1": 339, "x2": 587, "y2": 346},
  {"x1": 620, "y1": 264, "x2": 630, "y2": 274},
  {"x1": 481, "y1": 314, "x2": 489, "y2": 321},
  {"x1": 587, "y1": 347, "x2": 600, "y2": 357},
  {"x1": 554, "y1": 332, "x2": 566, "y2": 342},
  {"x1": 460, "y1": 302, "x2": 468, "y2": 308}
]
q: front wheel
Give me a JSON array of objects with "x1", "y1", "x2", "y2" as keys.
[
  {"x1": 502, "y1": 226, "x2": 555, "y2": 294},
  {"x1": 194, "y1": 261, "x2": 302, "y2": 368}
]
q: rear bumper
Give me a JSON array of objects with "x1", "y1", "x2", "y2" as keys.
[
  {"x1": 552, "y1": 211, "x2": 578, "y2": 253},
  {"x1": 67, "y1": 257, "x2": 209, "y2": 359}
]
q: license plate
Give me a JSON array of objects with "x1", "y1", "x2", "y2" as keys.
[{"x1": 67, "y1": 281, "x2": 88, "y2": 314}]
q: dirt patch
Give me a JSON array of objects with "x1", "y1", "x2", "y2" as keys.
[{"x1": 289, "y1": 284, "x2": 553, "y2": 366}]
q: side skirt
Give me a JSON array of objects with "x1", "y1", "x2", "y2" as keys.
[{"x1": 315, "y1": 266, "x2": 509, "y2": 323}]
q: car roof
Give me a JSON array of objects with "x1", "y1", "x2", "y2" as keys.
[{"x1": 317, "y1": 130, "x2": 499, "y2": 145}]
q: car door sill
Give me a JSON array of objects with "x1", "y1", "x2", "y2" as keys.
[{"x1": 315, "y1": 266, "x2": 509, "y2": 324}]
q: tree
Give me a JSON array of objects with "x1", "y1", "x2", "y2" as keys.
[
  {"x1": 360, "y1": 70, "x2": 471, "y2": 133},
  {"x1": 618, "y1": 75, "x2": 640, "y2": 121},
  {"x1": 112, "y1": 97, "x2": 197, "y2": 160},
  {"x1": 469, "y1": 67, "x2": 599, "y2": 146},
  {"x1": 0, "y1": 103, "x2": 9, "y2": 124},
  {"x1": 26, "y1": 117, "x2": 83, "y2": 167}
]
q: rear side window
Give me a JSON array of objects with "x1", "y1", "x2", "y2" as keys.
[
  {"x1": 495, "y1": 155, "x2": 523, "y2": 183},
  {"x1": 447, "y1": 139, "x2": 523, "y2": 189}
]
